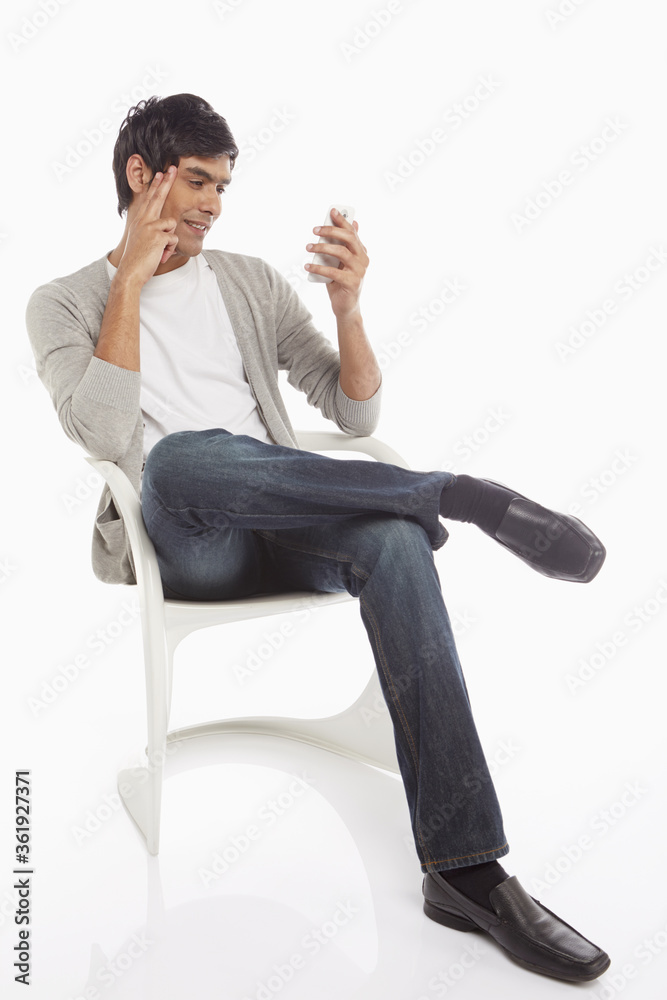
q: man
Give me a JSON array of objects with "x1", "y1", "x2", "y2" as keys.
[{"x1": 26, "y1": 93, "x2": 610, "y2": 982}]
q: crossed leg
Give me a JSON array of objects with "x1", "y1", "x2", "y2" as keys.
[{"x1": 141, "y1": 429, "x2": 507, "y2": 872}]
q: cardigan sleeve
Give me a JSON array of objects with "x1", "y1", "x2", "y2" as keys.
[
  {"x1": 266, "y1": 262, "x2": 382, "y2": 436},
  {"x1": 26, "y1": 280, "x2": 142, "y2": 462}
]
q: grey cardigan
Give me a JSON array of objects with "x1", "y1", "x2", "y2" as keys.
[{"x1": 26, "y1": 248, "x2": 382, "y2": 585}]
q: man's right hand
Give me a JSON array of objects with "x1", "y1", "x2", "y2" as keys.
[
  {"x1": 94, "y1": 165, "x2": 179, "y2": 371},
  {"x1": 116, "y1": 165, "x2": 179, "y2": 287}
]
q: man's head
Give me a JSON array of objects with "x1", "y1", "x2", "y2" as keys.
[{"x1": 112, "y1": 93, "x2": 239, "y2": 218}]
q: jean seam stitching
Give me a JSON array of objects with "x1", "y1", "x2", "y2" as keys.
[
  {"x1": 361, "y1": 598, "x2": 436, "y2": 867},
  {"x1": 422, "y1": 842, "x2": 510, "y2": 870}
]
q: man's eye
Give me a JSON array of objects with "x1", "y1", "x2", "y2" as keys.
[{"x1": 190, "y1": 180, "x2": 226, "y2": 194}]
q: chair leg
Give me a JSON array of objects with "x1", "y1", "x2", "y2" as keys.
[
  {"x1": 118, "y1": 628, "x2": 171, "y2": 855},
  {"x1": 117, "y1": 761, "x2": 163, "y2": 856}
]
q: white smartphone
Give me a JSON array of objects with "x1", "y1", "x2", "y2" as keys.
[{"x1": 308, "y1": 204, "x2": 355, "y2": 283}]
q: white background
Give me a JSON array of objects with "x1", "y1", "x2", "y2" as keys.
[{"x1": 2, "y1": 0, "x2": 666, "y2": 997}]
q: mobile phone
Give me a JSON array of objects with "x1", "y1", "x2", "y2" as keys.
[{"x1": 308, "y1": 204, "x2": 355, "y2": 283}]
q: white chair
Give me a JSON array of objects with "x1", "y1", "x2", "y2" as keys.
[{"x1": 85, "y1": 431, "x2": 405, "y2": 855}]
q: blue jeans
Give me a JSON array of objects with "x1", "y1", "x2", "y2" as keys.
[{"x1": 141, "y1": 429, "x2": 509, "y2": 873}]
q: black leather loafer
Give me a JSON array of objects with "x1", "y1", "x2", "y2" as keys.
[
  {"x1": 423, "y1": 871, "x2": 610, "y2": 982},
  {"x1": 481, "y1": 480, "x2": 606, "y2": 583}
]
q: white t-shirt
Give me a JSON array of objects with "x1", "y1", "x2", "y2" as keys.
[{"x1": 105, "y1": 252, "x2": 273, "y2": 463}]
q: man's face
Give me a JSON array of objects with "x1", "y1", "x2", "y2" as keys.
[{"x1": 148, "y1": 154, "x2": 232, "y2": 267}]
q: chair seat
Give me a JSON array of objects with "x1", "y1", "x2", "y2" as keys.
[{"x1": 164, "y1": 590, "x2": 354, "y2": 647}]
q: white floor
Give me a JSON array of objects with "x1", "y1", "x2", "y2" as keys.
[
  {"x1": 2, "y1": 585, "x2": 665, "y2": 1000},
  {"x1": 1, "y1": 733, "x2": 641, "y2": 1000}
]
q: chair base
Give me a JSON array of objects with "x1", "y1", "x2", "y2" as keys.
[
  {"x1": 118, "y1": 766, "x2": 162, "y2": 855},
  {"x1": 166, "y1": 709, "x2": 401, "y2": 774},
  {"x1": 120, "y1": 705, "x2": 401, "y2": 855}
]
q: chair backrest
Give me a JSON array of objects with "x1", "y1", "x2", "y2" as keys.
[
  {"x1": 85, "y1": 456, "x2": 161, "y2": 590},
  {"x1": 85, "y1": 456, "x2": 170, "y2": 657}
]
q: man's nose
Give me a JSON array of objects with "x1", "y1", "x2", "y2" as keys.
[{"x1": 198, "y1": 192, "x2": 220, "y2": 219}]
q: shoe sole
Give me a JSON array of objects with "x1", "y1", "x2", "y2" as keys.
[
  {"x1": 423, "y1": 900, "x2": 478, "y2": 931},
  {"x1": 423, "y1": 899, "x2": 611, "y2": 982}
]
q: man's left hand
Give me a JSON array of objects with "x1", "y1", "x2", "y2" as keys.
[{"x1": 305, "y1": 208, "x2": 369, "y2": 320}]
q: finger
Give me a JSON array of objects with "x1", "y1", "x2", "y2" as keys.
[
  {"x1": 309, "y1": 242, "x2": 368, "y2": 281},
  {"x1": 306, "y1": 242, "x2": 352, "y2": 265},
  {"x1": 159, "y1": 232, "x2": 179, "y2": 265},
  {"x1": 306, "y1": 254, "x2": 363, "y2": 282},
  {"x1": 314, "y1": 219, "x2": 363, "y2": 252},
  {"x1": 311, "y1": 231, "x2": 360, "y2": 259},
  {"x1": 350, "y1": 220, "x2": 368, "y2": 253},
  {"x1": 142, "y1": 165, "x2": 177, "y2": 219},
  {"x1": 306, "y1": 261, "x2": 347, "y2": 279},
  {"x1": 330, "y1": 207, "x2": 354, "y2": 230},
  {"x1": 156, "y1": 216, "x2": 177, "y2": 234},
  {"x1": 149, "y1": 166, "x2": 178, "y2": 216},
  {"x1": 314, "y1": 221, "x2": 356, "y2": 240}
]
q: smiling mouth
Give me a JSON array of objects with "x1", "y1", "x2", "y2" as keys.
[{"x1": 185, "y1": 221, "x2": 207, "y2": 234}]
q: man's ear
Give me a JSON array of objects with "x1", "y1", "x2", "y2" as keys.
[{"x1": 125, "y1": 153, "x2": 153, "y2": 197}]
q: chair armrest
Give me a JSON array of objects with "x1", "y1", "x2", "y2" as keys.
[{"x1": 294, "y1": 431, "x2": 411, "y2": 470}]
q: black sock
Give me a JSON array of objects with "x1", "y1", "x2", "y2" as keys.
[
  {"x1": 438, "y1": 860, "x2": 510, "y2": 910},
  {"x1": 439, "y1": 475, "x2": 516, "y2": 535}
]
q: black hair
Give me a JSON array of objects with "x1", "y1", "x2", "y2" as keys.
[{"x1": 112, "y1": 93, "x2": 239, "y2": 217}]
